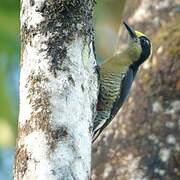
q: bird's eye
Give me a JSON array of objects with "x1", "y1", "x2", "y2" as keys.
[
  {"x1": 144, "y1": 39, "x2": 149, "y2": 45},
  {"x1": 139, "y1": 36, "x2": 151, "y2": 61},
  {"x1": 140, "y1": 36, "x2": 150, "y2": 47},
  {"x1": 140, "y1": 36, "x2": 151, "y2": 49}
]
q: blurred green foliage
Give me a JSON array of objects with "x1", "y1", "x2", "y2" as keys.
[
  {"x1": 0, "y1": 0, "x2": 19, "y2": 52},
  {"x1": 94, "y1": 0, "x2": 126, "y2": 60},
  {"x1": 0, "y1": 0, "x2": 20, "y2": 147}
]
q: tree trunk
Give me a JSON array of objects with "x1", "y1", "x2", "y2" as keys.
[
  {"x1": 92, "y1": 0, "x2": 180, "y2": 179},
  {"x1": 14, "y1": 0, "x2": 98, "y2": 179}
]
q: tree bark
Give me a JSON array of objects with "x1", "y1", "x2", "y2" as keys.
[
  {"x1": 14, "y1": 0, "x2": 98, "y2": 179},
  {"x1": 92, "y1": 0, "x2": 180, "y2": 179}
]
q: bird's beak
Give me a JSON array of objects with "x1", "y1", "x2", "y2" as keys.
[{"x1": 123, "y1": 22, "x2": 137, "y2": 40}]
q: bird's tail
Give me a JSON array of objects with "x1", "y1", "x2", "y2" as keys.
[{"x1": 92, "y1": 129, "x2": 101, "y2": 143}]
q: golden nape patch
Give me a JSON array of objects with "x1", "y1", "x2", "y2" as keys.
[{"x1": 135, "y1": 31, "x2": 145, "y2": 38}]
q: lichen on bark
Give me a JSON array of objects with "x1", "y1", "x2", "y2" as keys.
[
  {"x1": 14, "y1": 0, "x2": 98, "y2": 179},
  {"x1": 21, "y1": 0, "x2": 96, "y2": 76}
]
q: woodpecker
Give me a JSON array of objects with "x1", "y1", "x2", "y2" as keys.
[{"x1": 93, "y1": 22, "x2": 151, "y2": 142}]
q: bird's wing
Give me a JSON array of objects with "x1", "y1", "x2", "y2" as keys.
[
  {"x1": 92, "y1": 66, "x2": 138, "y2": 143},
  {"x1": 109, "y1": 66, "x2": 137, "y2": 118}
]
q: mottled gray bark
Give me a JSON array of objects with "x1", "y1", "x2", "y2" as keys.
[
  {"x1": 14, "y1": 0, "x2": 98, "y2": 179},
  {"x1": 92, "y1": 0, "x2": 180, "y2": 179}
]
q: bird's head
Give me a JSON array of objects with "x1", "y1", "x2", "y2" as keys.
[{"x1": 123, "y1": 22, "x2": 151, "y2": 67}]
